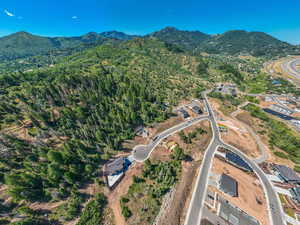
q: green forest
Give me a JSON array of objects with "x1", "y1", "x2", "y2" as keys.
[
  {"x1": 0, "y1": 27, "x2": 300, "y2": 224},
  {"x1": 0, "y1": 38, "x2": 208, "y2": 224}
]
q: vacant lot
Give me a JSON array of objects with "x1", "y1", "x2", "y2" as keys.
[
  {"x1": 211, "y1": 99, "x2": 261, "y2": 158},
  {"x1": 236, "y1": 111, "x2": 295, "y2": 168},
  {"x1": 111, "y1": 118, "x2": 212, "y2": 225}
]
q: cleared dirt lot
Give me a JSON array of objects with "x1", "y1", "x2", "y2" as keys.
[
  {"x1": 211, "y1": 157, "x2": 269, "y2": 225},
  {"x1": 157, "y1": 121, "x2": 212, "y2": 225},
  {"x1": 108, "y1": 118, "x2": 212, "y2": 225},
  {"x1": 210, "y1": 99, "x2": 261, "y2": 158},
  {"x1": 106, "y1": 162, "x2": 144, "y2": 225}
]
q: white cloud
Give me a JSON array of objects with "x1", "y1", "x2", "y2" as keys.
[
  {"x1": 72, "y1": 16, "x2": 78, "y2": 19},
  {"x1": 4, "y1": 9, "x2": 14, "y2": 17}
]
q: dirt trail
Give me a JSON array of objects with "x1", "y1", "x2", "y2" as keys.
[{"x1": 30, "y1": 201, "x2": 65, "y2": 211}]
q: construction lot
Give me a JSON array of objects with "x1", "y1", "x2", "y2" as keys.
[
  {"x1": 105, "y1": 99, "x2": 211, "y2": 225},
  {"x1": 206, "y1": 156, "x2": 269, "y2": 225},
  {"x1": 211, "y1": 99, "x2": 262, "y2": 159}
]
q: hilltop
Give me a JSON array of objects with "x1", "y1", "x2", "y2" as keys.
[
  {"x1": 0, "y1": 27, "x2": 299, "y2": 65},
  {"x1": 150, "y1": 27, "x2": 300, "y2": 57}
]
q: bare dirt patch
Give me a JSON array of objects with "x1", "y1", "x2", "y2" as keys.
[
  {"x1": 151, "y1": 120, "x2": 212, "y2": 225},
  {"x1": 211, "y1": 157, "x2": 269, "y2": 225},
  {"x1": 211, "y1": 99, "x2": 261, "y2": 158},
  {"x1": 168, "y1": 120, "x2": 212, "y2": 160},
  {"x1": 106, "y1": 162, "x2": 144, "y2": 225},
  {"x1": 150, "y1": 145, "x2": 172, "y2": 162},
  {"x1": 154, "y1": 116, "x2": 184, "y2": 134}
]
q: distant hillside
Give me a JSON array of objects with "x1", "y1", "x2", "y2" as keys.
[
  {"x1": 149, "y1": 27, "x2": 210, "y2": 51},
  {"x1": 100, "y1": 31, "x2": 139, "y2": 40},
  {"x1": 0, "y1": 31, "x2": 113, "y2": 61},
  {"x1": 197, "y1": 30, "x2": 299, "y2": 56},
  {"x1": 149, "y1": 27, "x2": 300, "y2": 57},
  {"x1": 0, "y1": 27, "x2": 299, "y2": 65}
]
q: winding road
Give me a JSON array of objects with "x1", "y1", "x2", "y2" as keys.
[
  {"x1": 281, "y1": 57, "x2": 300, "y2": 80},
  {"x1": 133, "y1": 114, "x2": 209, "y2": 162},
  {"x1": 184, "y1": 92, "x2": 285, "y2": 225},
  {"x1": 231, "y1": 101, "x2": 269, "y2": 164},
  {"x1": 131, "y1": 91, "x2": 285, "y2": 225}
]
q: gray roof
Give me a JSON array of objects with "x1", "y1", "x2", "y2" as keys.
[
  {"x1": 219, "y1": 197, "x2": 260, "y2": 225},
  {"x1": 105, "y1": 157, "x2": 125, "y2": 175},
  {"x1": 192, "y1": 106, "x2": 202, "y2": 114},
  {"x1": 274, "y1": 164, "x2": 300, "y2": 182},
  {"x1": 292, "y1": 187, "x2": 300, "y2": 204},
  {"x1": 220, "y1": 173, "x2": 238, "y2": 197},
  {"x1": 179, "y1": 109, "x2": 190, "y2": 118}
]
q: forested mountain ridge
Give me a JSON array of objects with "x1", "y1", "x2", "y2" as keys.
[
  {"x1": 196, "y1": 30, "x2": 299, "y2": 56},
  {"x1": 150, "y1": 27, "x2": 300, "y2": 57},
  {"x1": 0, "y1": 38, "x2": 207, "y2": 224},
  {"x1": 149, "y1": 26, "x2": 210, "y2": 51},
  {"x1": 0, "y1": 31, "x2": 110, "y2": 60},
  {"x1": 100, "y1": 31, "x2": 139, "y2": 40},
  {"x1": 1, "y1": 27, "x2": 299, "y2": 66}
]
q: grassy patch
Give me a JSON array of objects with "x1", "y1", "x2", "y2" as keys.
[
  {"x1": 284, "y1": 207, "x2": 295, "y2": 218},
  {"x1": 243, "y1": 103, "x2": 300, "y2": 164},
  {"x1": 278, "y1": 193, "x2": 287, "y2": 205}
]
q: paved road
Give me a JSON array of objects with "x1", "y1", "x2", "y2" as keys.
[
  {"x1": 281, "y1": 57, "x2": 300, "y2": 80},
  {"x1": 184, "y1": 92, "x2": 285, "y2": 225},
  {"x1": 220, "y1": 143, "x2": 285, "y2": 225},
  {"x1": 132, "y1": 115, "x2": 208, "y2": 162},
  {"x1": 184, "y1": 92, "x2": 223, "y2": 225},
  {"x1": 131, "y1": 90, "x2": 285, "y2": 225}
]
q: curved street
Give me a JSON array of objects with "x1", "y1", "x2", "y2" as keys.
[
  {"x1": 131, "y1": 91, "x2": 285, "y2": 225},
  {"x1": 230, "y1": 102, "x2": 269, "y2": 164},
  {"x1": 132, "y1": 115, "x2": 208, "y2": 162},
  {"x1": 281, "y1": 57, "x2": 300, "y2": 80},
  {"x1": 184, "y1": 93, "x2": 285, "y2": 225}
]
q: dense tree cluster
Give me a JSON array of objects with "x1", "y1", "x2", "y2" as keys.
[
  {"x1": 0, "y1": 38, "x2": 205, "y2": 223},
  {"x1": 244, "y1": 104, "x2": 300, "y2": 165}
]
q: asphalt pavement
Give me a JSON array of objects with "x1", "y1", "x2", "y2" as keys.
[
  {"x1": 131, "y1": 90, "x2": 285, "y2": 225},
  {"x1": 281, "y1": 57, "x2": 300, "y2": 80},
  {"x1": 184, "y1": 93, "x2": 285, "y2": 225},
  {"x1": 132, "y1": 115, "x2": 208, "y2": 162}
]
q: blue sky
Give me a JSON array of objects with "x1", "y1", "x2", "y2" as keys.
[{"x1": 1, "y1": 0, "x2": 300, "y2": 44}]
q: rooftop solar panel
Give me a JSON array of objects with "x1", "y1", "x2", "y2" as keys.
[
  {"x1": 226, "y1": 152, "x2": 253, "y2": 172},
  {"x1": 263, "y1": 108, "x2": 294, "y2": 120}
]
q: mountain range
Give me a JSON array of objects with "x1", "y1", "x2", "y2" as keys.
[{"x1": 0, "y1": 27, "x2": 299, "y2": 62}]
